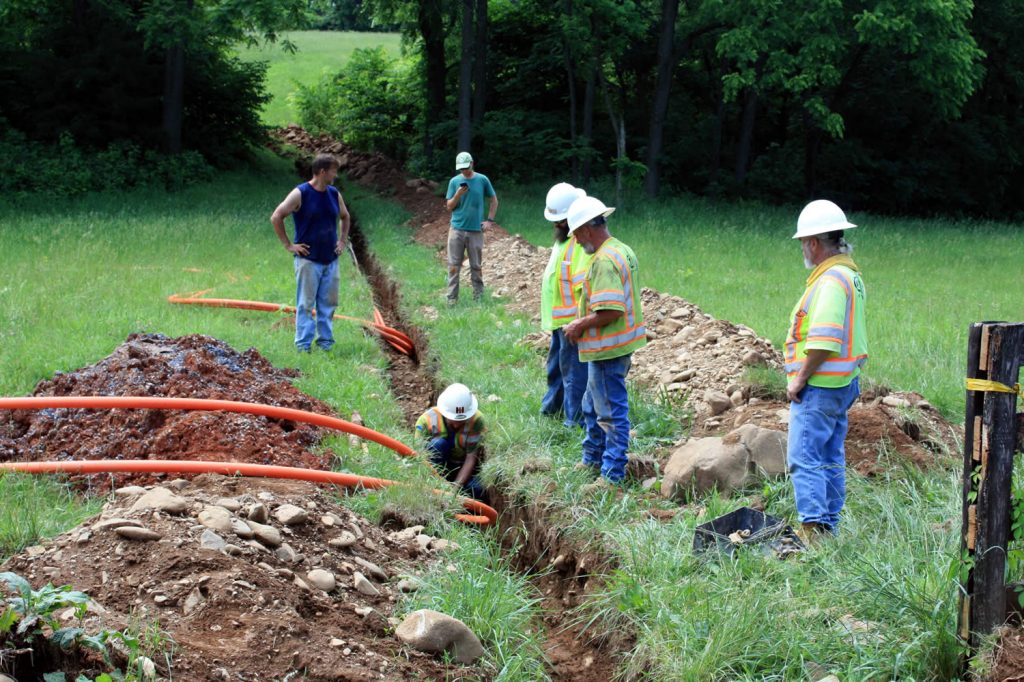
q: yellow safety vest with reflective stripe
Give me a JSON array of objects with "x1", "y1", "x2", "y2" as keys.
[
  {"x1": 577, "y1": 237, "x2": 647, "y2": 362},
  {"x1": 414, "y1": 407, "x2": 485, "y2": 461},
  {"x1": 541, "y1": 236, "x2": 591, "y2": 331},
  {"x1": 784, "y1": 255, "x2": 868, "y2": 388}
]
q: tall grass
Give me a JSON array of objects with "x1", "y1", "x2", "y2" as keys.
[
  {"x1": 234, "y1": 31, "x2": 401, "y2": 127},
  {"x1": 0, "y1": 473, "x2": 101, "y2": 561}
]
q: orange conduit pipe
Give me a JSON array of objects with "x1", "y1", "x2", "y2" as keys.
[
  {"x1": 0, "y1": 460, "x2": 495, "y2": 525},
  {"x1": 167, "y1": 293, "x2": 415, "y2": 357},
  {"x1": 0, "y1": 396, "x2": 415, "y2": 456}
]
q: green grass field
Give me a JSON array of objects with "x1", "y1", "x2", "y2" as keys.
[{"x1": 234, "y1": 31, "x2": 401, "y2": 127}]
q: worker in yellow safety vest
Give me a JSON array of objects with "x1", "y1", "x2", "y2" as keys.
[
  {"x1": 539, "y1": 182, "x2": 592, "y2": 427},
  {"x1": 784, "y1": 199, "x2": 868, "y2": 540},
  {"x1": 563, "y1": 196, "x2": 646, "y2": 494},
  {"x1": 415, "y1": 383, "x2": 486, "y2": 500}
]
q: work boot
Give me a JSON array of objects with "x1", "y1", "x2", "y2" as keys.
[
  {"x1": 574, "y1": 461, "x2": 599, "y2": 475},
  {"x1": 581, "y1": 477, "x2": 613, "y2": 496},
  {"x1": 796, "y1": 522, "x2": 832, "y2": 546}
]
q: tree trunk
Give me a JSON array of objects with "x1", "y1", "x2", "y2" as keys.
[
  {"x1": 734, "y1": 86, "x2": 758, "y2": 185},
  {"x1": 456, "y1": 0, "x2": 474, "y2": 151},
  {"x1": 803, "y1": 122, "x2": 823, "y2": 197},
  {"x1": 600, "y1": 73, "x2": 627, "y2": 206},
  {"x1": 707, "y1": 54, "x2": 725, "y2": 193},
  {"x1": 418, "y1": 0, "x2": 447, "y2": 164},
  {"x1": 562, "y1": 0, "x2": 578, "y2": 182},
  {"x1": 471, "y1": 0, "x2": 488, "y2": 129},
  {"x1": 162, "y1": 42, "x2": 185, "y2": 154},
  {"x1": 643, "y1": 0, "x2": 679, "y2": 198},
  {"x1": 582, "y1": 67, "x2": 596, "y2": 185}
]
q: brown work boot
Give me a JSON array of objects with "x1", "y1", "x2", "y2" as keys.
[
  {"x1": 574, "y1": 461, "x2": 599, "y2": 474},
  {"x1": 796, "y1": 522, "x2": 832, "y2": 546},
  {"x1": 581, "y1": 477, "x2": 614, "y2": 496}
]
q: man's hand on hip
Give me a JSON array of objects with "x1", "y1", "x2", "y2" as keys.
[
  {"x1": 286, "y1": 242, "x2": 310, "y2": 257},
  {"x1": 786, "y1": 376, "x2": 807, "y2": 403}
]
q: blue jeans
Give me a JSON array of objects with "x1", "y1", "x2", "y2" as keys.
[
  {"x1": 580, "y1": 354, "x2": 633, "y2": 483},
  {"x1": 426, "y1": 436, "x2": 485, "y2": 500},
  {"x1": 294, "y1": 257, "x2": 339, "y2": 351},
  {"x1": 540, "y1": 329, "x2": 588, "y2": 427},
  {"x1": 787, "y1": 378, "x2": 860, "y2": 530}
]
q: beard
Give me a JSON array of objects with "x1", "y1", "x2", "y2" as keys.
[
  {"x1": 804, "y1": 255, "x2": 814, "y2": 269},
  {"x1": 582, "y1": 241, "x2": 596, "y2": 254}
]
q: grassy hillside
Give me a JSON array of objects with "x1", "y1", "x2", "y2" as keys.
[{"x1": 235, "y1": 30, "x2": 402, "y2": 127}]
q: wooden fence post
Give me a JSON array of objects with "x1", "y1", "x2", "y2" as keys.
[{"x1": 959, "y1": 322, "x2": 1024, "y2": 648}]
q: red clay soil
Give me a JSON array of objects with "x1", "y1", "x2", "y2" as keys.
[
  {"x1": 983, "y1": 626, "x2": 1024, "y2": 681},
  {"x1": 0, "y1": 333, "x2": 338, "y2": 491}
]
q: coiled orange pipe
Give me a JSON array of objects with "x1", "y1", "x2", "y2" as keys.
[
  {"x1": 0, "y1": 460, "x2": 495, "y2": 525},
  {"x1": 167, "y1": 292, "x2": 415, "y2": 357}
]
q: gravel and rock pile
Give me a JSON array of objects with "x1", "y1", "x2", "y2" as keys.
[{"x1": 1, "y1": 474, "x2": 478, "y2": 681}]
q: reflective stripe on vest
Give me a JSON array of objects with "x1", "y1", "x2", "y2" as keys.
[
  {"x1": 580, "y1": 244, "x2": 644, "y2": 356},
  {"x1": 551, "y1": 239, "x2": 581, "y2": 321},
  {"x1": 425, "y1": 407, "x2": 443, "y2": 435},
  {"x1": 784, "y1": 269, "x2": 867, "y2": 376}
]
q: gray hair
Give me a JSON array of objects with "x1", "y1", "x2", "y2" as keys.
[{"x1": 818, "y1": 230, "x2": 854, "y2": 255}]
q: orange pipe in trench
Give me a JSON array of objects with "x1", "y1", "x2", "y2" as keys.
[
  {"x1": 167, "y1": 293, "x2": 415, "y2": 356},
  {"x1": 0, "y1": 460, "x2": 495, "y2": 525}
]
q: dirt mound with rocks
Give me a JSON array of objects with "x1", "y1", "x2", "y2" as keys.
[
  {"x1": 1, "y1": 474, "x2": 474, "y2": 681},
  {"x1": 0, "y1": 333, "x2": 340, "y2": 491}
]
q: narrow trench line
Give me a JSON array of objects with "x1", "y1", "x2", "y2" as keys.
[{"x1": 347, "y1": 208, "x2": 625, "y2": 681}]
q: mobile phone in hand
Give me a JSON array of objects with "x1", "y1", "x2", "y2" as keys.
[{"x1": 460, "y1": 182, "x2": 469, "y2": 189}]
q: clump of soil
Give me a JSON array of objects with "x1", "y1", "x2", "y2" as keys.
[
  {"x1": 0, "y1": 333, "x2": 339, "y2": 490},
  {"x1": 1, "y1": 474, "x2": 474, "y2": 681}
]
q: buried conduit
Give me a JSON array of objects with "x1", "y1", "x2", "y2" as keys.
[
  {"x1": 167, "y1": 290, "x2": 416, "y2": 358},
  {"x1": 0, "y1": 396, "x2": 495, "y2": 525}
]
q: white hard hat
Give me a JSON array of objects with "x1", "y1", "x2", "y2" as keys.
[
  {"x1": 793, "y1": 200, "x2": 856, "y2": 239},
  {"x1": 567, "y1": 196, "x2": 615, "y2": 233},
  {"x1": 437, "y1": 383, "x2": 478, "y2": 421},
  {"x1": 544, "y1": 183, "x2": 586, "y2": 222}
]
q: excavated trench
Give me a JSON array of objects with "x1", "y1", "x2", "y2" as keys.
[{"x1": 347, "y1": 210, "x2": 625, "y2": 680}]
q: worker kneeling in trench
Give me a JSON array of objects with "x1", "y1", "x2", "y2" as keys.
[{"x1": 415, "y1": 383, "x2": 486, "y2": 501}]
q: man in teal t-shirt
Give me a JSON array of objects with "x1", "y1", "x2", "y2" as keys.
[{"x1": 444, "y1": 152, "x2": 498, "y2": 304}]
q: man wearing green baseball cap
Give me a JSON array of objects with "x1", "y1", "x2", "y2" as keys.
[{"x1": 444, "y1": 151, "x2": 499, "y2": 304}]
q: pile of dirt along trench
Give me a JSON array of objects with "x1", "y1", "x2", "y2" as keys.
[
  {"x1": 269, "y1": 125, "x2": 969, "y2": 676},
  {"x1": 0, "y1": 334, "x2": 487, "y2": 681}
]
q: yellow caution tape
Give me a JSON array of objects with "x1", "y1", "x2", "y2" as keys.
[{"x1": 966, "y1": 378, "x2": 1024, "y2": 398}]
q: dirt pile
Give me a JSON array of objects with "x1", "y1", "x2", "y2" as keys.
[
  {"x1": 0, "y1": 334, "x2": 340, "y2": 490},
  {"x1": 1, "y1": 474, "x2": 473, "y2": 681}
]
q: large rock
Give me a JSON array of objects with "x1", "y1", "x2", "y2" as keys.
[
  {"x1": 395, "y1": 609, "x2": 485, "y2": 664},
  {"x1": 130, "y1": 487, "x2": 188, "y2": 514},
  {"x1": 662, "y1": 425, "x2": 789, "y2": 501},
  {"x1": 661, "y1": 437, "x2": 748, "y2": 501},
  {"x1": 198, "y1": 506, "x2": 233, "y2": 533},
  {"x1": 730, "y1": 423, "x2": 787, "y2": 476}
]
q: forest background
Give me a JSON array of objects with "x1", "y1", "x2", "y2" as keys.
[{"x1": 2, "y1": 0, "x2": 1021, "y2": 219}]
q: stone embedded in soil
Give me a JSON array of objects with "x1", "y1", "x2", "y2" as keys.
[
  {"x1": 114, "y1": 486, "x2": 147, "y2": 497},
  {"x1": 131, "y1": 487, "x2": 189, "y2": 514},
  {"x1": 214, "y1": 497, "x2": 242, "y2": 512},
  {"x1": 353, "y1": 572, "x2": 380, "y2": 596},
  {"x1": 200, "y1": 529, "x2": 227, "y2": 551},
  {"x1": 114, "y1": 526, "x2": 162, "y2": 541},
  {"x1": 353, "y1": 556, "x2": 388, "y2": 581},
  {"x1": 245, "y1": 520, "x2": 282, "y2": 547},
  {"x1": 397, "y1": 578, "x2": 422, "y2": 593},
  {"x1": 275, "y1": 543, "x2": 299, "y2": 563},
  {"x1": 395, "y1": 609, "x2": 485, "y2": 664},
  {"x1": 245, "y1": 503, "x2": 269, "y2": 524},
  {"x1": 198, "y1": 506, "x2": 233, "y2": 533},
  {"x1": 704, "y1": 390, "x2": 732, "y2": 416},
  {"x1": 231, "y1": 518, "x2": 255, "y2": 539},
  {"x1": 307, "y1": 569, "x2": 336, "y2": 592},
  {"x1": 329, "y1": 531, "x2": 358, "y2": 549},
  {"x1": 274, "y1": 504, "x2": 309, "y2": 526},
  {"x1": 93, "y1": 518, "x2": 143, "y2": 532},
  {"x1": 182, "y1": 587, "x2": 205, "y2": 615},
  {"x1": 387, "y1": 526, "x2": 425, "y2": 543}
]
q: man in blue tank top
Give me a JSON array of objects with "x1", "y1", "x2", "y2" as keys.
[{"x1": 271, "y1": 154, "x2": 351, "y2": 352}]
